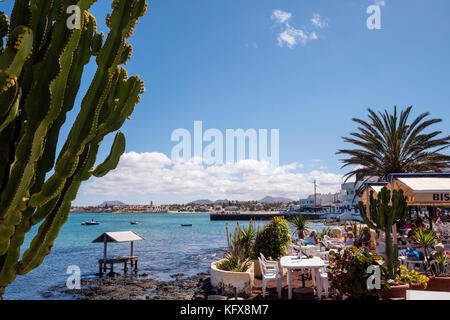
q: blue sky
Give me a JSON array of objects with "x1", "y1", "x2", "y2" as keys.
[{"x1": 3, "y1": 0, "x2": 450, "y2": 204}]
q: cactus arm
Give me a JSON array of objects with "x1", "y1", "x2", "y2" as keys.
[
  {"x1": 0, "y1": 0, "x2": 148, "y2": 295},
  {"x1": 0, "y1": 2, "x2": 92, "y2": 254},
  {"x1": 358, "y1": 201, "x2": 378, "y2": 230},
  {"x1": 0, "y1": 89, "x2": 20, "y2": 134},
  {"x1": 0, "y1": 12, "x2": 9, "y2": 49},
  {"x1": 9, "y1": 0, "x2": 31, "y2": 31},
  {"x1": 17, "y1": 144, "x2": 92, "y2": 274},
  {"x1": 92, "y1": 131, "x2": 125, "y2": 177},
  {"x1": 0, "y1": 208, "x2": 34, "y2": 287},
  {"x1": 0, "y1": 26, "x2": 33, "y2": 75},
  {"x1": 29, "y1": 0, "x2": 146, "y2": 208}
]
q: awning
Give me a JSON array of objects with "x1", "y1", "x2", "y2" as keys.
[
  {"x1": 92, "y1": 231, "x2": 145, "y2": 243},
  {"x1": 396, "y1": 177, "x2": 450, "y2": 192},
  {"x1": 361, "y1": 182, "x2": 388, "y2": 204},
  {"x1": 388, "y1": 174, "x2": 450, "y2": 206}
]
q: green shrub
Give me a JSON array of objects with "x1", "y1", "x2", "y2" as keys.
[{"x1": 253, "y1": 217, "x2": 291, "y2": 260}]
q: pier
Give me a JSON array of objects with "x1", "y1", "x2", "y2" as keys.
[{"x1": 209, "y1": 212, "x2": 318, "y2": 221}]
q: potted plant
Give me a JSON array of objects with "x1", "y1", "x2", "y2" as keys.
[
  {"x1": 253, "y1": 217, "x2": 291, "y2": 277},
  {"x1": 396, "y1": 265, "x2": 429, "y2": 290},
  {"x1": 425, "y1": 251, "x2": 450, "y2": 292},
  {"x1": 328, "y1": 246, "x2": 390, "y2": 299},
  {"x1": 211, "y1": 222, "x2": 255, "y2": 297}
]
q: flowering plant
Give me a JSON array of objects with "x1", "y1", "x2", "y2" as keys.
[
  {"x1": 328, "y1": 246, "x2": 389, "y2": 299},
  {"x1": 396, "y1": 265, "x2": 429, "y2": 289}
]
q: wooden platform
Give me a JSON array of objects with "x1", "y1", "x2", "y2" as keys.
[{"x1": 98, "y1": 256, "x2": 139, "y2": 276}]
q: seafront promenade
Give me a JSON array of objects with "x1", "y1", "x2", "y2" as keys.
[{"x1": 210, "y1": 212, "x2": 319, "y2": 221}]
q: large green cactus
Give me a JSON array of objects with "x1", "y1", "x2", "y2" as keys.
[
  {"x1": 358, "y1": 187, "x2": 408, "y2": 278},
  {"x1": 0, "y1": 0, "x2": 147, "y2": 298}
]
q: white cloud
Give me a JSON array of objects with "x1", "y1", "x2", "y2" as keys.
[
  {"x1": 81, "y1": 152, "x2": 343, "y2": 202},
  {"x1": 271, "y1": 10, "x2": 327, "y2": 48},
  {"x1": 271, "y1": 9, "x2": 292, "y2": 24},
  {"x1": 311, "y1": 14, "x2": 328, "y2": 29},
  {"x1": 374, "y1": 0, "x2": 386, "y2": 6},
  {"x1": 277, "y1": 24, "x2": 310, "y2": 48}
]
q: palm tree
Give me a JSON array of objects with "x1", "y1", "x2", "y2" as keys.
[
  {"x1": 288, "y1": 214, "x2": 309, "y2": 239},
  {"x1": 337, "y1": 106, "x2": 450, "y2": 191},
  {"x1": 413, "y1": 227, "x2": 438, "y2": 264}
]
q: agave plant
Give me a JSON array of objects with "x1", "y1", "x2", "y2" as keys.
[
  {"x1": 413, "y1": 227, "x2": 438, "y2": 264},
  {"x1": 240, "y1": 220, "x2": 257, "y2": 258},
  {"x1": 217, "y1": 222, "x2": 251, "y2": 272},
  {"x1": 337, "y1": 106, "x2": 450, "y2": 194}
]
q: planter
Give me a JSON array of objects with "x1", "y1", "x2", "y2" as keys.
[
  {"x1": 410, "y1": 282, "x2": 426, "y2": 291},
  {"x1": 210, "y1": 259, "x2": 254, "y2": 296},
  {"x1": 253, "y1": 259, "x2": 287, "y2": 279},
  {"x1": 426, "y1": 276, "x2": 450, "y2": 292},
  {"x1": 381, "y1": 283, "x2": 409, "y2": 300}
]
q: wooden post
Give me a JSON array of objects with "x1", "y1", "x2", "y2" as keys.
[
  {"x1": 103, "y1": 235, "x2": 108, "y2": 261},
  {"x1": 130, "y1": 241, "x2": 134, "y2": 257}
]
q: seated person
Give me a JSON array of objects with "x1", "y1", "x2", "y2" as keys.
[
  {"x1": 332, "y1": 227, "x2": 342, "y2": 239},
  {"x1": 344, "y1": 231, "x2": 355, "y2": 247},
  {"x1": 305, "y1": 230, "x2": 318, "y2": 245},
  {"x1": 355, "y1": 227, "x2": 371, "y2": 247}
]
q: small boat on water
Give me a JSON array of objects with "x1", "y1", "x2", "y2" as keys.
[
  {"x1": 181, "y1": 224, "x2": 192, "y2": 227},
  {"x1": 130, "y1": 221, "x2": 139, "y2": 225},
  {"x1": 81, "y1": 220, "x2": 100, "y2": 226}
]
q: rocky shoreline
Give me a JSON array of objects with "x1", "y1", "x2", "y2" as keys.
[{"x1": 44, "y1": 272, "x2": 223, "y2": 300}]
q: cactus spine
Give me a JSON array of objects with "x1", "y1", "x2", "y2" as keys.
[
  {"x1": 0, "y1": 0, "x2": 148, "y2": 297},
  {"x1": 358, "y1": 187, "x2": 408, "y2": 278}
]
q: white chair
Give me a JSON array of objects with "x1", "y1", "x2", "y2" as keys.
[
  {"x1": 259, "y1": 253, "x2": 282, "y2": 276},
  {"x1": 319, "y1": 271, "x2": 329, "y2": 298},
  {"x1": 319, "y1": 251, "x2": 330, "y2": 267},
  {"x1": 398, "y1": 249, "x2": 407, "y2": 266},
  {"x1": 258, "y1": 257, "x2": 282, "y2": 298}
]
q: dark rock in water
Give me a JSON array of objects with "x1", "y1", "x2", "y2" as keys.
[
  {"x1": 170, "y1": 273, "x2": 186, "y2": 279},
  {"x1": 51, "y1": 272, "x2": 214, "y2": 300}
]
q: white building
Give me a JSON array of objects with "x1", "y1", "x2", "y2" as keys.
[
  {"x1": 338, "y1": 181, "x2": 363, "y2": 208},
  {"x1": 299, "y1": 198, "x2": 315, "y2": 208}
]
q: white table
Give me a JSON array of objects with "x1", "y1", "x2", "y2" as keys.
[{"x1": 280, "y1": 255, "x2": 325, "y2": 299}]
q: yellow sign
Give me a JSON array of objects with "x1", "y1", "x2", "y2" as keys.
[{"x1": 413, "y1": 192, "x2": 450, "y2": 203}]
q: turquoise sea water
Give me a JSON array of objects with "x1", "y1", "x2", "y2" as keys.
[{"x1": 3, "y1": 213, "x2": 329, "y2": 300}]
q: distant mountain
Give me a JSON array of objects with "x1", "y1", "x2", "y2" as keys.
[
  {"x1": 188, "y1": 199, "x2": 213, "y2": 205},
  {"x1": 214, "y1": 199, "x2": 229, "y2": 204},
  {"x1": 259, "y1": 196, "x2": 293, "y2": 203},
  {"x1": 98, "y1": 200, "x2": 128, "y2": 207}
]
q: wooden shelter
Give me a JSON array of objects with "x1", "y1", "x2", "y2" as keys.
[{"x1": 92, "y1": 231, "x2": 145, "y2": 276}]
